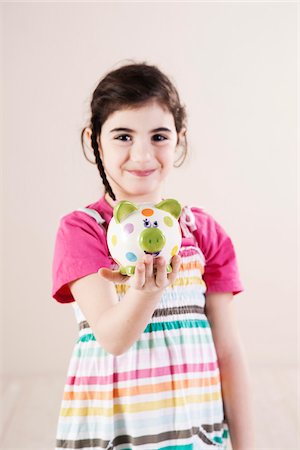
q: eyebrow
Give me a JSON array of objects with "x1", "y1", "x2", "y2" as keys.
[{"x1": 109, "y1": 127, "x2": 172, "y2": 133}]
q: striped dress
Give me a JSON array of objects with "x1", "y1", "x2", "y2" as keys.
[{"x1": 54, "y1": 205, "x2": 231, "y2": 450}]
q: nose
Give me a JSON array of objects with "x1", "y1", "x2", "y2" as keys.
[
  {"x1": 130, "y1": 141, "x2": 153, "y2": 163},
  {"x1": 139, "y1": 228, "x2": 166, "y2": 253}
]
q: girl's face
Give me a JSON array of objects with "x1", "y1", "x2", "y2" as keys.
[{"x1": 94, "y1": 100, "x2": 185, "y2": 205}]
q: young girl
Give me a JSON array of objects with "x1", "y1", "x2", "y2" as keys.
[{"x1": 52, "y1": 62, "x2": 255, "y2": 450}]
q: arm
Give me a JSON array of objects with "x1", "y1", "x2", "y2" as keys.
[
  {"x1": 205, "y1": 292, "x2": 256, "y2": 450},
  {"x1": 69, "y1": 254, "x2": 181, "y2": 356}
]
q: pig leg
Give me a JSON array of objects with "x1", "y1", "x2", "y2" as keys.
[{"x1": 119, "y1": 265, "x2": 136, "y2": 276}]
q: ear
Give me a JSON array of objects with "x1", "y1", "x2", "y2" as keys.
[
  {"x1": 176, "y1": 127, "x2": 186, "y2": 146},
  {"x1": 179, "y1": 127, "x2": 186, "y2": 139},
  {"x1": 114, "y1": 200, "x2": 139, "y2": 224},
  {"x1": 84, "y1": 127, "x2": 92, "y2": 145},
  {"x1": 85, "y1": 127, "x2": 103, "y2": 158},
  {"x1": 154, "y1": 199, "x2": 182, "y2": 219}
]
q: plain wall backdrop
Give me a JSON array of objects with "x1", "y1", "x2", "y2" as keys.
[{"x1": 1, "y1": 0, "x2": 297, "y2": 383}]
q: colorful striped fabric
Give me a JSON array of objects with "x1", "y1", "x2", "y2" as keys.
[{"x1": 55, "y1": 212, "x2": 229, "y2": 449}]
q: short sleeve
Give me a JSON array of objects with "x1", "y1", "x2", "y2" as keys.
[
  {"x1": 191, "y1": 207, "x2": 244, "y2": 295},
  {"x1": 51, "y1": 210, "x2": 112, "y2": 303}
]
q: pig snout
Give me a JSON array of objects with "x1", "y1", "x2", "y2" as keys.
[{"x1": 139, "y1": 228, "x2": 166, "y2": 256}]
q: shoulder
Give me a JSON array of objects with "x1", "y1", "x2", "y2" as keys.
[
  {"x1": 187, "y1": 205, "x2": 226, "y2": 236},
  {"x1": 189, "y1": 205, "x2": 212, "y2": 223},
  {"x1": 59, "y1": 207, "x2": 105, "y2": 231},
  {"x1": 52, "y1": 208, "x2": 112, "y2": 304},
  {"x1": 55, "y1": 207, "x2": 108, "y2": 248},
  {"x1": 188, "y1": 205, "x2": 218, "y2": 224},
  {"x1": 185, "y1": 205, "x2": 234, "y2": 254}
]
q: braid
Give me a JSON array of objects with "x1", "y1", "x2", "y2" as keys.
[{"x1": 90, "y1": 126, "x2": 116, "y2": 201}]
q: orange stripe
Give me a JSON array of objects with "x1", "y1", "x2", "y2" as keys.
[
  {"x1": 180, "y1": 259, "x2": 204, "y2": 275},
  {"x1": 63, "y1": 376, "x2": 220, "y2": 401}
]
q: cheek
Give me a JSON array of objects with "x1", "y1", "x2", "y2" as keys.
[
  {"x1": 158, "y1": 148, "x2": 175, "y2": 167},
  {"x1": 103, "y1": 150, "x2": 127, "y2": 171}
]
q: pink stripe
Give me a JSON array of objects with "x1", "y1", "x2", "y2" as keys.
[
  {"x1": 66, "y1": 361, "x2": 219, "y2": 386},
  {"x1": 67, "y1": 344, "x2": 217, "y2": 377}
]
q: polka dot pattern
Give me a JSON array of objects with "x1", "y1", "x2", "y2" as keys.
[
  {"x1": 171, "y1": 245, "x2": 178, "y2": 256},
  {"x1": 125, "y1": 252, "x2": 137, "y2": 262},
  {"x1": 124, "y1": 223, "x2": 134, "y2": 234},
  {"x1": 142, "y1": 208, "x2": 154, "y2": 217},
  {"x1": 111, "y1": 235, "x2": 117, "y2": 246},
  {"x1": 164, "y1": 216, "x2": 173, "y2": 227}
]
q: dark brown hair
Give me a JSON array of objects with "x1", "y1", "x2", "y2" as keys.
[{"x1": 81, "y1": 60, "x2": 188, "y2": 201}]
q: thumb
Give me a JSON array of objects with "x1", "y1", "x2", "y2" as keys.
[{"x1": 98, "y1": 267, "x2": 128, "y2": 283}]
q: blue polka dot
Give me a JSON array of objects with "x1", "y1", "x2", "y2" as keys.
[{"x1": 125, "y1": 252, "x2": 137, "y2": 262}]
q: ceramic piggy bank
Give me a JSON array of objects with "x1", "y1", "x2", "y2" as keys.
[{"x1": 107, "y1": 199, "x2": 182, "y2": 276}]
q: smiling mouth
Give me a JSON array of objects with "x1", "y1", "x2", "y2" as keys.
[{"x1": 128, "y1": 169, "x2": 156, "y2": 177}]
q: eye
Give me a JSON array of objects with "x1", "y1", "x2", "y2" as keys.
[
  {"x1": 152, "y1": 134, "x2": 168, "y2": 142},
  {"x1": 115, "y1": 134, "x2": 131, "y2": 142},
  {"x1": 143, "y1": 219, "x2": 151, "y2": 228},
  {"x1": 153, "y1": 221, "x2": 158, "y2": 227}
]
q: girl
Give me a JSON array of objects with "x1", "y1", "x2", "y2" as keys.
[{"x1": 52, "y1": 62, "x2": 255, "y2": 450}]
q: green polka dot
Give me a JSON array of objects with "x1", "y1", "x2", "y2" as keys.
[
  {"x1": 111, "y1": 235, "x2": 117, "y2": 246},
  {"x1": 164, "y1": 216, "x2": 173, "y2": 227}
]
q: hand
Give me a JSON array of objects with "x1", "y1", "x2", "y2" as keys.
[{"x1": 98, "y1": 254, "x2": 181, "y2": 293}]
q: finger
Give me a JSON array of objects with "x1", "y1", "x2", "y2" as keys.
[
  {"x1": 172, "y1": 254, "x2": 181, "y2": 271},
  {"x1": 144, "y1": 254, "x2": 153, "y2": 281},
  {"x1": 167, "y1": 255, "x2": 181, "y2": 284},
  {"x1": 98, "y1": 268, "x2": 128, "y2": 283},
  {"x1": 155, "y1": 256, "x2": 168, "y2": 288},
  {"x1": 130, "y1": 262, "x2": 145, "y2": 290}
]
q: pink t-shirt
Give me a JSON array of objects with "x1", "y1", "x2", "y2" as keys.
[{"x1": 51, "y1": 195, "x2": 244, "y2": 303}]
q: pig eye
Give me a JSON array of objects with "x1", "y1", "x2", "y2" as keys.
[
  {"x1": 143, "y1": 219, "x2": 151, "y2": 228},
  {"x1": 153, "y1": 221, "x2": 158, "y2": 227}
]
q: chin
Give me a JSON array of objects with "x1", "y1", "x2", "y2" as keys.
[
  {"x1": 135, "y1": 180, "x2": 160, "y2": 190},
  {"x1": 109, "y1": 175, "x2": 163, "y2": 199}
]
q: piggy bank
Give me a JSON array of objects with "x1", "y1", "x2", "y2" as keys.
[{"x1": 107, "y1": 198, "x2": 182, "y2": 276}]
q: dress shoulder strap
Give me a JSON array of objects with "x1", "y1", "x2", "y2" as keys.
[
  {"x1": 179, "y1": 205, "x2": 197, "y2": 238},
  {"x1": 76, "y1": 207, "x2": 106, "y2": 226},
  {"x1": 179, "y1": 205, "x2": 206, "y2": 264}
]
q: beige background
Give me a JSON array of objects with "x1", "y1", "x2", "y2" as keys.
[{"x1": 1, "y1": 1, "x2": 298, "y2": 449}]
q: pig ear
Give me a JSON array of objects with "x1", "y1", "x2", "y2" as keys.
[
  {"x1": 154, "y1": 199, "x2": 182, "y2": 219},
  {"x1": 114, "y1": 200, "x2": 139, "y2": 224}
]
